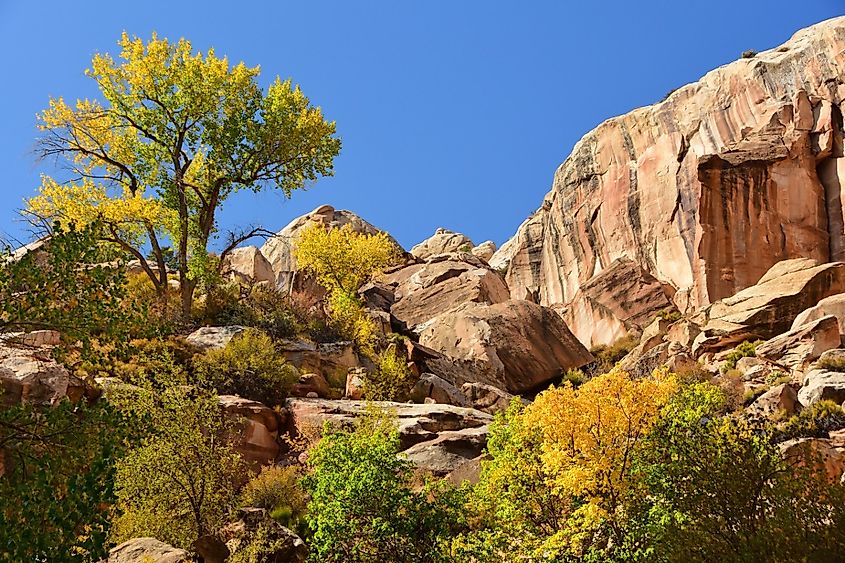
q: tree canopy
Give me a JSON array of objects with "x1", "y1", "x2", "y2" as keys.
[{"x1": 29, "y1": 32, "x2": 341, "y2": 316}]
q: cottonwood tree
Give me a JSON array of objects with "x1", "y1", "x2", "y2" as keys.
[{"x1": 29, "y1": 32, "x2": 341, "y2": 316}]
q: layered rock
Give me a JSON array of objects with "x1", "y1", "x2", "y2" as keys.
[
  {"x1": 218, "y1": 395, "x2": 281, "y2": 466},
  {"x1": 496, "y1": 17, "x2": 845, "y2": 344},
  {"x1": 260, "y1": 204, "x2": 400, "y2": 292},
  {"x1": 0, "y1": 336, "x2": 85, "y2": 406},
  {"x1": 285, "y1": 398, "x2": 491, "y2": 474},
  {"x1": 693, "y1": 260, "x2": 845, "y2": 353}
]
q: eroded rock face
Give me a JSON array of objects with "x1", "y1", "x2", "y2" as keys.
[
  {"x1": 284, "y1": 398, "x2": 491, "y2": 474},
  {"x1": 221, "y1": 246, "x2": 275, "y2": 285},
  {"x1": 410, "y1": 228, "x2": 474, "y2": 260},
  {"x1": 107, "y1": 538, "x2": 189, "y2": 563},
  {"x1": 218, "y1": 395, "x2": 280, "y2": 466},
  {"x1": 497, "y1": 17, "x2": 845, "y2": 340},
  {"x1": 260, "y1": 204, "x2": 400, "y2": 292},
  {"x1": 693, "y1": 260, "x2": 845, "y2": 354},
  {"x1": 384, "y1": 254, "x2": 510, "y2": 332},
  {"x1": 798, "y1": 368, "x2": 845, "y2": 406},
  {"x1": 418, "y1": 300, "x2": 593, "y2": 394},
  {"x1": 471, "y1": 241, "x2": 497, "y2": 262},
  {"x1": 0, "y1": 342, "x2": 84, "y2": 406},
  {"x1": 792, "y1": 293, "x2": 845, "y2": 335},
  {"x1": 755, "y1": 315, "x2": 841, "y2": 372},
  {"x1": 779, "y1": 438, "x2": 845, "y2": 483},
  {"x1": 185, "y1": 326, "x2": 246, "y2": 352}
]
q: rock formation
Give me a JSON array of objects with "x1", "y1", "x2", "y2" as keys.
[
  {"x1": 495, "y1": 17, "x2": 845, "y2": 347},
  {"x1": 410, "y1": 228, "x2": 474, "y2": 259},
  {"x1": 220, "y1": 245, "x2": 275, "y2": 285}
]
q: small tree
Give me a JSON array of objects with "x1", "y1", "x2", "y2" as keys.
[
  {"x1": 111, "y1": 384, "x2": 244, "y2": 549},
  {"x1": 295, "y1": 223, "x2": 399, "y2": 348},
  {"x1": 0, "y1": 400, "x2": 134, "y2": 562},
  {"x1": 304, "y1": 411, "x2": 460, "y2": 563},
  {"x1": 29, "y1": 32, "x2": 341, "y2": 317}
]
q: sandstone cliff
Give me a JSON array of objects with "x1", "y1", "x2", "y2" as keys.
[{"x1": 494, "y1": 17, "x2": 845, "y2": 346}]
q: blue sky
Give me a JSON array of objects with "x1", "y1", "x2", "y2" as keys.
[{"x1": 0, "y1": 1, "x2": 842, "y2": 250}]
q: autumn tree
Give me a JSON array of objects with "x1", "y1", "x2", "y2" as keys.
[
  {"x1": 295, "y1": 223, "x2": 400, "y2": 348},
  {"x1": 29, "y1": 32, "x2": 341, "y2": 316}
]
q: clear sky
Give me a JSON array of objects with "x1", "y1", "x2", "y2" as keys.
[{"x1": 0, "y1": 1, "x2": 842, "y2": 251}]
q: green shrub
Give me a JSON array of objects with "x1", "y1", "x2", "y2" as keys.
[
  {"x1": 741, "y1": 49, "x2": 758, "y2": 59},
  {"x1": 774, "y1": 400, "x2": 845, "y2": 442},
  {"x1": 588, "y1": 334, "x2": 639, "y2": 375},
  {"x1": 656, "y1": 310, "x2": 682, "y2": 323},
  {"x1": 196, "y1": 284, "x2": 305, "y2": 340},
  {"x1": 239, "y1": 465, "x2": 308, "y2": 529},
  {"x1": 193, "y1": 329, "x2": 298, "y2": 407},
  {"x1": 721, "y1": 340, "x2": 762, "y2": 372},
  {"x1": 817, "y1": 353, "x2": 845, "y2": 373},
  {"x1": 363, "y1": 345, "x2": 415, "y2": 401},
  {"x1": 743, "y1": 386, "x2": 769, "y2": 406},
  {"x1": 561, "y1": 368, "x2": 586, "y2": 387}
]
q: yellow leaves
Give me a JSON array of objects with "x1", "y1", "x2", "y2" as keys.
[
  {"x1": 295, "y1": 223, "x2": 400, "y2": 294},
  {"x1": 27, "y1": 177, "x2": 174, "y2": 244},
  {"x1": 524, "y1": 368, "x2": 677, "y2": 518}
]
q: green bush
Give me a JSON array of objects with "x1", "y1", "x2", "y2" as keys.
[
  {"x1": 362, "y1": 344, "x2": 415, "y2": 401},
  {"x1": 193, "y1": 329, "x2": 298, "y2": 407},
  {"x1": 239, "y1": 465, "x2": 308, "y2": 530},
  {"x1": 196, "y1": 284, "x2": 305, "y2": 340},
  {"x1": 721, "y1": 340, "x2": 761, "y2": 372},
  {"x1": 588, "y1": 334, "x2": 639, "y2": 375},
  {"x1": 741, "y1": 49, "x2": 758, "y2": 59},
  {"x1": 817, "y1": 353, "x2": 845, "y2": 373},
  {"x1": 774, "y1": 400, "x2": 845, "y2": 442}
]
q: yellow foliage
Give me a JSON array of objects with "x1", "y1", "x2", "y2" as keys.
[
  {"x1": 524, "y1": 368, "x2": 677, "y2": 534},
  {"x1": 295, "y1": 223, "x2": 400, "y2": 293},
  {"x1": 327, "y1": 290, "x2": 379, "y2": 350}
]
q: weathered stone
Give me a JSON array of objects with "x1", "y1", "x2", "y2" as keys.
[
  {"x1": 276, "y1": 339, "x2": 360, "y2": 387},
  {"x1": 290, "y1": 372, "x2": 331, "y2": 398},
  {"x1": 746, "y1": 383, "x2": 799, "y2": 419},
  {"x1": 385, "y1": 256, "x2": 510, "y2": 332},
  {"x1": 471, "y1": 241, "x2": 497, "y2": 262},
  {"x1": 284, "y1": 398, "x2": 492, "y2": 455},
  {"x1": 798, "y1": 368, "x2": 845, "y2": 406},
  {"x1": 755, "y1": 315, "x2": 841, "y2": 372},
  {"x1": 779, "y1": 438, "x2": 845, "y2": 483},
  {"x1": 445, "y1": 455, "x2": 485, "y2": 486},
  {"x1": 410, "y1": 372, "x2": 469, "y2": 407},
  {"x1": 221, "y1": 245, "x2": 275, "y2": 285},
  {"x1": 218, "y1": 395, "x2": 280, "y2": 466},
  {"x1": 358, "y1": 281, "x2": 396, "y2": 312},
  {"x1": 261, "y1": 204, "x2": 401, "y2": 292},
  {"x1": 401, "y1": 425, "x2": 488, "y2": 476},
  {"x1": 410, "y1": 228, "x2": 474, "y2": 259},
  {"x1": 0, "y1": 344, "x2": 84, "y2": 406},
  {"x1": 694, "y1": 261, "x2": 845, "y2": 354},
  {"x1": 461, "y1": 382, "x2": 518, "y2": 414},
  {"x1": 418, "y1": 300, "x2": 593, "y2": 394},
  {"x1": 0, "y1": 330, "x2": 61, "y2": 347},
  {"x1": 185, "y1": 326, "x2": 246, "y2": 351},
  {"x1": 107, "y1": 538, "x2": 189, "y2": 563},
  {"x1": 561, "y1": 258, "x2": 677, "y2": 347},
  {"x1": 344, "y1": 368, "x2": 366, "y2": 400},
  {"x1": 792, "y1": 292, "x2": 845, "y2": 336},
  {"x1": 495, "y1": 18, "x2": 845, "y2": 334}
]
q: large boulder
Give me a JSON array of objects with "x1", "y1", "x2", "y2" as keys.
[
  {"x1": 185, "y1": 326, "x2": 245, "y2": 352},
  {"x1": 276, "y1": 339, "x2": 359, "y2": 387},
  {"x1": 384, "y1": 254, "x2": 510, "y2": 332},
  {"x1": 471, "y1": 241, "x2": 497, "y2": 262},
  {"x1": 0, "y1": 340, "x2": 85, "y2": 406},
  {"x1": 494, "y1": 17, "x2": 845, "y2": 323},
  {"x1": 755, "y1": 315, "x2": 841, "y2": 372},
  {"x1": 418, "y1": 300, "x2": 593, "y2": 394},
  {"x1": 260, "y1": 204, "x2": 400, "y2": 292},
  {"x1": 779, "y1": 438, "x2": 845, "y2": 483},
  {"x1": 792, "y1": 293, "x2": 845, "y2": 335},
  {"x1": 561, "y1": 258, "x2": 677, "y2": 347},
  {"x1": 218, "y1": 395, "x2": 281, "y2": 466},
  {"x1": 107, "y1": 538, "x2": 189, "y2": 563},
  {"x1": 745, "y1": 383, "x2": 800, "y2": 420},
  {"x1": 284, "y1": 398, "x2": 492, "y2": 472},
  {"x1": 798, "y1": 368, "x2": 845, "y2": 407},
  {"x1": 693, "y1": 260, "x2": 845, "y2": 354},
  {"x1": 410, "y1": 228, "x2": 474, "y2": 260},
  {"x1": 221, "y1": 246, "x2": 275, "y2": 285}
]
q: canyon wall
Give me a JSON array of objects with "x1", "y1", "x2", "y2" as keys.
[{"x1": 493, "y1": 17, "x2": 845, "y2": 346}]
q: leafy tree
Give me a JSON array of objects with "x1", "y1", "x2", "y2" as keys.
[
  {"x1": 0, "y1": 222, "x2": 131, "y2": 347},
  {"x1": 192, "y1": 328, "x2": 299, "y2": 407},
  {"x1": 0, "y1": 399, "x2": 134, "y2": 562},
  {"x1": 110, "y1": 384, "x2": 244, "y2": 549},
  {"x1": 303, "y1": 411, "x2": 462, "y2": 563},
  {"x1": 632, "y1": 383, "x2": 845, "y2": 562},
  {"x1": 239, "y1": 465, "x2": 308, "y2": 529},
  {"x1": 522, "y1": 368, "x2": 677, "y2": 554},
  {"x1": 463, "y1": 398, "x2": 572, "y2": 562},
  {"x1": 29, "y1": 32, "x2": 341, "y2": 316},
  {"x1": 295, "y1": 223, "x2": 399, "y2": 348}
]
